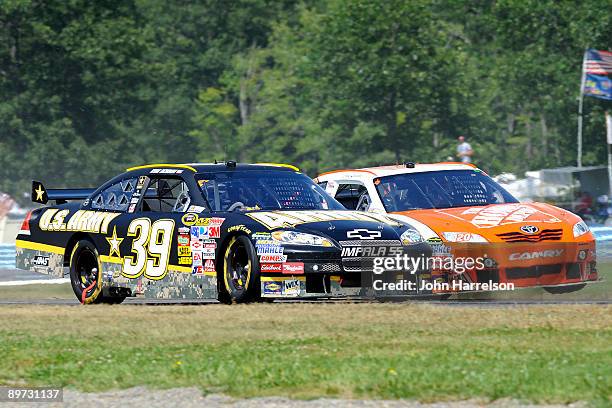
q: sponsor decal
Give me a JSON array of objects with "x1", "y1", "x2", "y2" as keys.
[
  {"x1": 202, "y1": 247, "x2": 216, "y2": 259},
  {"x1": 191, "y1": 226, "x2": 220, "y2": 239},
  {"x1": 39, "y1": 209, "x2": 120, "y2": 234},
  {"x1": 282, "y1": 279, "x2": 300, "y2": 296},
  {"x1": 282, "y1": 262, "x2": 304, "y2": 275},
  {"x1": 346, "y1": 229, "x2": 382, "y2": 240},
  {"x1": 191, "y1": 240, "x2": 203, "y2": 250},
  {"x1": 508, "y1": 249, "x2": 564, "y2": 261},
  {"x1": 130, "y1": 197, "x2": 139, "y2": 204},
  {"x1": 187, "y1": 205, "x2": 206, "y2": 213},
  {"x1": 256, "y1": 244, "x2": 284, "y2": 255},
  {"x1": 261, "y1": 263, "x2": 282, "y2": 272},
  {"x1": 128, "y1": 204, "x2": 137, "y2": 213},
  {"x1": 260, "y1": 254, "x2": 288, "y2": 263},
  {"x1": 178, "y1": 227, "x2": 190, "y2": 234},
  {"x1": 203, "y1": 239, "x2": 216, "y2": 248},
  {"x1": 178, "y1": 256, "x2": 192, "y2": 265},
  {"x1": 520, "y1": 225, "x2": 539, "y2": 234},
  {"x1": 137, "y1": 176, "x2": 148, "y2": 188},
  {"x1": 192, "y1": 251, "x2": 203, "y2": 266},
  {"x1": 227, "y1": 224, "x2": 252, "y2": 234},
  {"x1": 192, "y1": 266, "x2": 204, "y2": 275},
  {"x1": 177, "y1": 235, "x2": 190, "y2": 246},
  {"x1": 204, "y1": 259, "x2": 215, "y2": 273},
  {"x1": 263, "y1": 281, "x2": 282, "y2": 295},
  {"x1": 32, "y1": 255, "x2": 49, "y2": 267},
  {"x1": 178, "y1": 246, "x2": 192, "y2": 257},
  {"x1": 182, "y1": 213, "x2": 198, "y2": 226},
  {"x1": 454, "y1": 204, "x2": 560, "y2": 228},
  {"x1": 150, "y1": 168, "x2": 183, "y2": 174},
  {"x1": 246, "y1": 210, "x2": 400, "y2": 230}
]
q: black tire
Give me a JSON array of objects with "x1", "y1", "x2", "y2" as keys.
[
  {"x1": 222, "y1": 235, "x2": 260, "y2": 303},
  {"x1": 543, "y1": 284, "x2": 586, "y2": 294},
  {"x1": 69, "y1": 240, "x2": 104, "y2": 304},
  {"x1": 69, "y1": 240, "x2": 126, "y2": 304}
]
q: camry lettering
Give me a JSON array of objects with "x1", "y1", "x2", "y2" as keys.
[{"x1": 508, "y1": 249, "x2": 564, "y2": 261}]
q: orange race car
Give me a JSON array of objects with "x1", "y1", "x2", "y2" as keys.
[{"x1": 315, "y1": 162, "x2": 598, "y2": 294}]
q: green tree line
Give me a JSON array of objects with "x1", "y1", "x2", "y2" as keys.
[{"x1": 0, "y1": 0, "x2": 610, "y2": 201}]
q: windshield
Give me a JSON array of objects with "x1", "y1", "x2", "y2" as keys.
[
  {"x1": 197, "y1": 170, "x2": 345, "y2": 211},
  {"x1": 375, "y1": 170, "x2": 519, "y2": 212}
]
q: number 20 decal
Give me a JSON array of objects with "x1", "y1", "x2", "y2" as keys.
[{"x1": 122, "y1": 218, "x2": 175, "y2": 280}]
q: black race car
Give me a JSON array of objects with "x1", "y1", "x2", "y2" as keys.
[{"x1": 16, "y1": 162, "x2": 431, "y2": 304}]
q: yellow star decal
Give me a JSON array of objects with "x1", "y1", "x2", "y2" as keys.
[
  {"x1": 34, "y1": 185, "x2": 44, "y2": 201},
  {"x1": 105, "y1": 226, "x2": 124, "y2": 258}
]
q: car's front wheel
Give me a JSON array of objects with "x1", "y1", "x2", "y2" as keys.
[{"x1": 223, "y1": 235, "x2": 260, "y2": 303}]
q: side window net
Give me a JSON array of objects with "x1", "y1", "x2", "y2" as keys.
[{"x1": 92, "y1": 177, "x2": 138, "y2": 212}]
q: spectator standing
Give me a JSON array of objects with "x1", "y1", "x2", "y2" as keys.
[{"x1": 456, "y1": 135, "x2": 473, "y2": 164}]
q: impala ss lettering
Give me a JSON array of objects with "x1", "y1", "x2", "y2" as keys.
[{"x1": 508, "y1": 249, "x2": 564, "y2": 261}]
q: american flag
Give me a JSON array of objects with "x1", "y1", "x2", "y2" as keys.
[{"x1": 585, "y1": 49, "x2": 612, "y2": 75}]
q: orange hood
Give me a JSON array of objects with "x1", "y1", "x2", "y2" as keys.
[{"x1": 392, "y1": 202, "x2": 589, "y2": 243}]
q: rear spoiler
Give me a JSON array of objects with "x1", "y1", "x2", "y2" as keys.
[{"x1": 32, "y1": 181, "x2": 95, "y2": 205}]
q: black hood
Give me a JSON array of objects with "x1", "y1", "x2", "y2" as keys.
[{"x1": 244, "y1": 210, "x2": 409, "y2": 245}]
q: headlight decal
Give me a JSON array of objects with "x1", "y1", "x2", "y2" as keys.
[
  {"x1": 400, "y1": 228, "x2": 424, "y2": 245},
  {"x1": 271, "y1": 230, "x2": 334, "y2": 247},
  {"x1": 572, "y1": 221, "x2": 590, "y2": 238}
]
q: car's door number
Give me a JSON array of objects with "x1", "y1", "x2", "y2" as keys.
[{"x1": 122, "y1": 218, "x2": 175, "y2": 280}]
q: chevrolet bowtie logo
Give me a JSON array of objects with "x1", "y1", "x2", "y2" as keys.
[{"x1": 346, "y1": 229, "x2": 382, "y2": 240}]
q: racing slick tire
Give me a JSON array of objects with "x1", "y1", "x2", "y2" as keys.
[
  {"x1": 543, "y1": 284, "x2": 586, "y2": 294},
  {"x1": 223, "y1": 235, "x2": 260, "y2": 303},
  {"x1": 69, "y1": 240, "x2": 125, "y2": 304}
]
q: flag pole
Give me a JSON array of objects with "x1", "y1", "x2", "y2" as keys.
[{"x1": 577, "y1": 49, "x2": 588, "y2": 168}]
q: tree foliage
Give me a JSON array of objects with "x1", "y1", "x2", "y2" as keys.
[{"x1": 0, "y1": 0, "x2": 610, "y2": 201}]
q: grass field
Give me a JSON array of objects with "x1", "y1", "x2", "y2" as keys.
[{"x1": 0, "y1": 303, "x2": 610, "y2": 405}]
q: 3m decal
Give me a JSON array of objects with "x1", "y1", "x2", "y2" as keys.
[
  {"x1": 122, "y1": 218, "x2": 175, "y2": 280},
  {"x1": 39, "y1": 209, "x2": 120, "y2": 234},
  {"x1": 246, "y1": 210, "x2": 400, "y2": 230}
]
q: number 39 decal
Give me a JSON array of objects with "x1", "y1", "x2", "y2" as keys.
[{"x1": 122, "y1": 218, "x2": 175, "y2": 280}]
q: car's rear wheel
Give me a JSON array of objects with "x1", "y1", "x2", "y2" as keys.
[
  {"x1": 69, "y1": 240, "x2": 126, "y2": 304},
  {"x1": 223, "y1": 235, "x2": 260, "y2": 303},
  {"x1": 543, "y1": 284, "x2": 586, "y2": 294}
]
